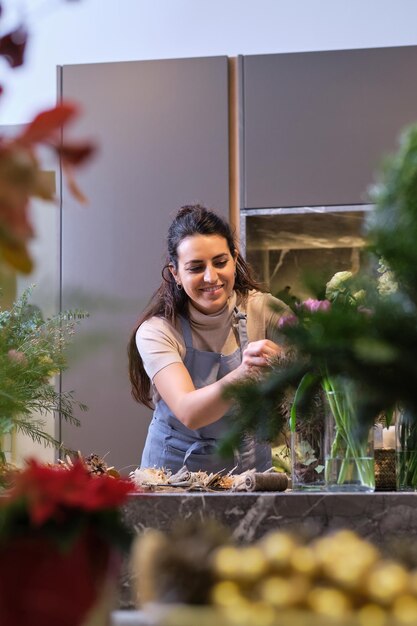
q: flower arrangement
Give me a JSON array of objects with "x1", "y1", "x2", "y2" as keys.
[
  {"x1": 0, "y1": 459, "x2": 134, "y2": 626},
  {"x1": 222, "y1": 273, "x2": 379, "y2": 487},
  {"x1": 0, "y1": 285, "x2": 87, "y2": 467}
]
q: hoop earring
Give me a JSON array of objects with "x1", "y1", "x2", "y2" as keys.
[{"x1": 176, "y1": 283, "x2": 183, "y2": 290}]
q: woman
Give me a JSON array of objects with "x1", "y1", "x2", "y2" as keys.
[{"x1": 128, "y1": 205, "x2": 288, "y2": 473}]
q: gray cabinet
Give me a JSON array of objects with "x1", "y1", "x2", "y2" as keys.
[
  {"x1": 241, "y1": 46, "x2": 417, "y2": 209},
  {"x1": 59, "y1": 57, "x2": 229, "y2": 472}
]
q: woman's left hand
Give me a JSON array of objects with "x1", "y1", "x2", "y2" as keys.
[{"x1": 240, "y1": 339, "x2": 283, "y2": 370}]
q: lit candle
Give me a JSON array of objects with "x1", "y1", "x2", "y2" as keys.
[{"x1": 382, "y1": 425, "x2": 396, "y2": 449}]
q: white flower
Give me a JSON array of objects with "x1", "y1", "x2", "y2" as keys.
[{"x1": 325, "y1": 271, "x2": 353, "y2": 301}]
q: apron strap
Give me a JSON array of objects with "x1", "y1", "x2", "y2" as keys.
[
  {"x1": 233, "y1": 307, "x2": 249, "y2": 357},
  {"x1": 232, "y1": 307, "x2": 268, "y2": 471},
  {"x1": 179, "y1": 315, "x2": 193, "y2": 348},
  {"x1": 183, "y1": 439, "x2": 217, "y2": 466}
]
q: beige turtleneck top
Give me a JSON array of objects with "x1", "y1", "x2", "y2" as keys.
[{"x1": 136, "y1": 290, "x2": 287, "y2": 401}]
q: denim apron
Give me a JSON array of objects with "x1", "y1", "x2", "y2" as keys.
[{"x1": 140, "y1": 308, "x2": 271, "y2": 473}]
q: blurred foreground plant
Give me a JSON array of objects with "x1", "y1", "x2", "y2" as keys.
[
  {"x1": 0, "y1": 2, "x2": 94, "y2": 471},
  {"x1": 0, "y1": 459, "x2": 134, "y2": 626},
  {"x1": 221, "y1": 124, "x2": 417, "y2": 477},
  {"x1": 0, "y1": 2, "x2": 95, "y2": 273},
  {"x1": 0, "y1": 286, "x2": 87, "y2": 466},
  {"x1": 132, "y1": 521, "x2": 417, "y2": 624}
]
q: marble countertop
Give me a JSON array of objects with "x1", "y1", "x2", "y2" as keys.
[
  {"x1": 119, "y1": 491, "x2": 417, "y2": 609},
  {"x1": 122, "y1": 491, "x2": 417, "y2": 544}
]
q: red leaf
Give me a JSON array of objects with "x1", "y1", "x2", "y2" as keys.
[
  {"x1": 0, "y1": 26, "x2": 27, "y2": 68},
  {"x1": 19, "y1": 102, "x2": 80, "y2": 145},
  {"x1": 62, "y1": 163, "x2": 89, "y2": 204},
  {"x1": 56, "y1": 141, "x2": 95, "y2": 166}
]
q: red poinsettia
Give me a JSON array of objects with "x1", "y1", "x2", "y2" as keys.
[
  {"x1": 0, "y1": 460, "x2": 137, "y2": 626},
  {"x1": 5, "y1": 458, "x2": 133, "y2": 525}
]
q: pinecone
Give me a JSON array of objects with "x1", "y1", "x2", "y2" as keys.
[
  {"x1": 84, "y1": 453, "x2": 109, "y2": 475},
  {"x1": 57, "y1": 452, "x2": 120, "y2": 478}
]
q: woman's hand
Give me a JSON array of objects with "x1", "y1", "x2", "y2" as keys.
[{"x1": 234, "y1": 339, "x2": 283, "y2": 380}]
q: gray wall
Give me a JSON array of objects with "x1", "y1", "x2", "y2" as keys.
[
  {"x1": 241, "y1": 46, "x2": 417, "y2": 208},
  {"x1": 59, "y1": 57, "x2": 229, "y2": 472},
  {"x1": 5, "y1": 0, "x2": 417, "y2": 125}
]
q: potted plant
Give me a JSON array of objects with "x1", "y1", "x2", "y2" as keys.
[{"x1": 0, "y1": 459, "x2": 134, "y2": 626}]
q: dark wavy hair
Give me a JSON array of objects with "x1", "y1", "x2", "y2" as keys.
[{"x1": 128, "y1": 204, "x2": 261, "y2": 407}]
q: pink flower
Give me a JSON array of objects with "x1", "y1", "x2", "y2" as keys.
[
  {"x1": 7, "y1": 349, "x2": 27, "y2": 366},
  {"x1": 278, "y1": 314, "x2": 298, "y2": 329},
  {"x1": 299, "y1": 298, "x2": 331, "y2": 313}
]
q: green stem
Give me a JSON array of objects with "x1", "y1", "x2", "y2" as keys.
[
  {"x1": 397, "y1": 414, "x2": 417, "y2": 489},
  {"x1": 323, "y1": 377, "x2": 374, "y2": 489}
]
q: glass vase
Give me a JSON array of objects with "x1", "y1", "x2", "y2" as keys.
[
  {"x1": 396, "y1": 408, "x2": 417, "y2": 491},
  {"x1": 290, "y1": 388, "x2": 326, "y2": 491},
  {"x1": 291, "y1": 420, "x2": 325, "y2": 491},
  {"x1": 324, "y1": 387, "x2": 375, "y2": 492}
]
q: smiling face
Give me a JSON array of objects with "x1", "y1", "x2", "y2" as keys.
[{"x1": 170, "y1": 234, "x2": 237, "y2": 314}]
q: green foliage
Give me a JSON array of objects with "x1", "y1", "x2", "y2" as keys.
[
  {"x1": 0, "y1": 286, "x2": 87, "y2": 464},
  {"x1": 223, "y1": 122, "x2": 417, "y2": 451},
  {"x1": 219, "y1": 362, "x2": 305, "y2": 456},
  {"x1": 368, "y1": 124, "x2": 417, "y2": 304}
]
